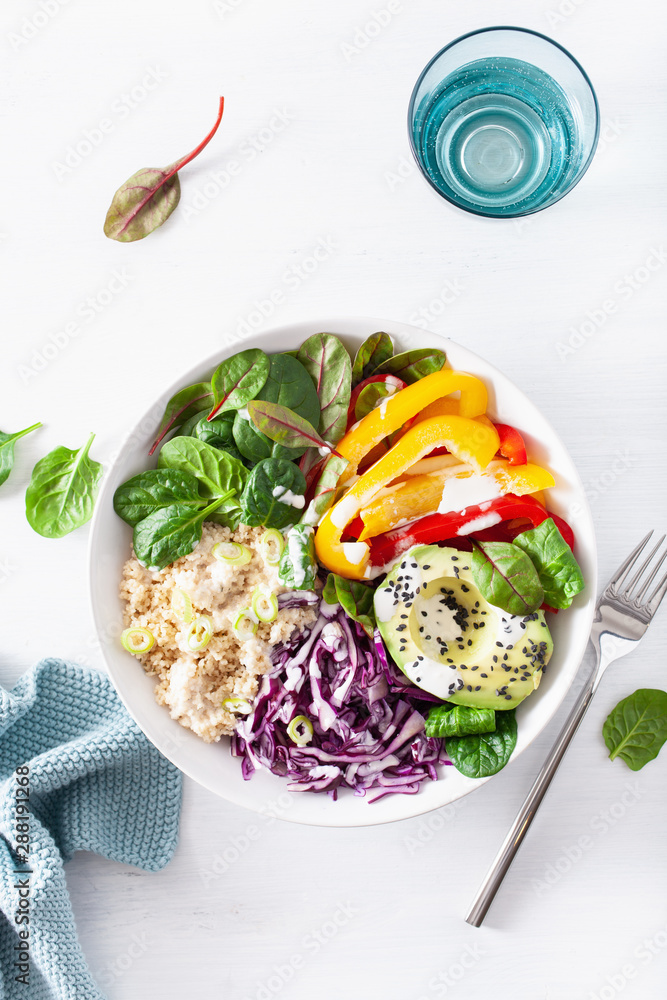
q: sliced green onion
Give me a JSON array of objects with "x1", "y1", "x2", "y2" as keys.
[
  {"x1": 287, "y1": 715, "x2": 314, "y2": 746},
  {"x1": 185, "y1": 615, "x2": 213, "y2": 651},
  {"x1": 232, "y1": 608, "x2": 258, "y2": 641},
  {"x1": 259, "y1": 528, "x2": 285, "y2": 566},
  {"x1": 212, "y1": 541, "x2": 252, "y2": 566},
  {"x1": 171, "y1": 588, "x2": 194, "y2": 624},
  {"x1": 121, "y1": 627, "x2": 155, "y2": 655},
  {"x1": 222, "y1": 696, "x2": 252, "y2": 715},
  {"x1": 251, "y1": 585, "x2": 279, "y2": 623}
]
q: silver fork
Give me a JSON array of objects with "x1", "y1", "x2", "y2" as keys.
[{"x1": 466, "y1": 530, "x2": 667, "y2": 927}]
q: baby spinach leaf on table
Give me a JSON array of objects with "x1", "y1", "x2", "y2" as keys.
[
  {"x1": 297, "y1": 333, "x2": 352, "y2": 444},
  {"x1": 279, "y1": 524, "x2": 317, "y2": 590},
  {"x1": 354, "y1": 380, "x2": 397, "y2": 422},
  {"x1": 239, "y1": 459, "x2": 306, "y2": 529},
  {"x1": 157, "y1": 436, "x2": 247, "y2": 499},
  {"x1": 208, "y1": 348, "x2": 270, "y2": 419},
  {"x1": 425, "y1": 705, "x2": 496, "y2": 739},
  {"x1": 446, "y1": 709, "x2": 517, "y2": 778},
  {"x1": 247, "y1": 401, "x2": 331, "y2": 453},
  {"x1": 352, "y1": 332, "x2": 393, "y2": 386},
  {"x1": 104, "y1": 98, "x2": 225, "y2": 243},
  {"x1": 133, "y1": 495, "x2": 230, "y2": 571},
  {"x1": 149, "y1": 382, "x2": 214, "y2": 456},
  {"x1": 26, "y1": 433, "x2": 102, "y2": 539},
  {"x1": 513, "y1": 518, "x2": 585, "y2": 610},
  {"x1": 372, "y1": 347, "x2": 448, "y2": 384},
  {"x1": 0, "y1": 422, "x2": 41, "y2": 488},
  {"x1": 300, "y1": 454, "x2": 349, "y2": 527},
  {"x1": 472, "y1": 540, "x2": 544, "y2": 616},
  {"x1": 603, "y1": 689, "x2": 667, "y2": 771},
  {"x1": 322, "y1": 573, "x2": 376, "y2": 637},
  {"x1": 113, "y1": 469, "x2": 204, "y2": 527}
]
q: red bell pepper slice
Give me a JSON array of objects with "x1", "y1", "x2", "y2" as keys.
[
  {"x1": 347, "y1": 375, "x2": 407, "y2": 429},
  {"x1": 368, "y1": 493, "x2": 575, "y2": 568},
  {"x1": 494, "y1": 423, "x2": 527, "y2": 465}
]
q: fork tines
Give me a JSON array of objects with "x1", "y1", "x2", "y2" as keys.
[{"x1": 610, "y1": 530, "x2": 667, "y2": 613}]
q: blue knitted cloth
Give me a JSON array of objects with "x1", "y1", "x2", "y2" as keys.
[{"x1": 0, "y1": 659, "x2": 182, "y2": 1000}]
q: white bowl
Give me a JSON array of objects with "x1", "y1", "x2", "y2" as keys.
[{"x1": 89, "y1": 317, "x2": 597, "y2": 828}]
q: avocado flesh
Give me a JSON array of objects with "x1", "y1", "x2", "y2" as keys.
[{"x1": 374, "y1": 544, "x2": 553, "y2": 710}]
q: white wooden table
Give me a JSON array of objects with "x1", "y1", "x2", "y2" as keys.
[{"x1": 2, "y1": 0, "x2": 666, "y2": 996}]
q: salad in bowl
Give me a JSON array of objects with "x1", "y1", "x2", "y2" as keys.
[{"x1": 96, "y1": 321, "x2": 594, "y2": 821}]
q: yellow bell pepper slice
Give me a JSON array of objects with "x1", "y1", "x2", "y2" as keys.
[
  {"x1": 337, "y1": 369, "x2": 488, "y2": 481},
  {"x1": 314, "y1": 415, "x2": 499, "y2": 579},
  {"x1": 357, "y1": 460, "x2": 555, "y2": 541}
]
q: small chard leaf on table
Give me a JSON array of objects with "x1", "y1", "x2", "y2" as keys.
[
  {"x1": 603, "y1": 689, "x2": 667, "y2": 771},
  {"x1": 149, "y1": 382, "x2": 214, "y2": 456},
  {"x1": 26, "y1": 432, "x2": 102, "y2": 538},
  {"x1": 0, "y1": 422, "x2": 42, "y2": 488},
  {"x1": 352, "y1": 332, "x2": 393, "y2": 386},
  {"x1": 445, "y1": 709, "x2": 517, "y2": 778},
  {"x1": 247, "y1": 401, "x2": 331, "y2": 453},
  {"x1": 372, "y1": 347, "x2": 448, "y2": 383},
  {"x1": 297, "y1": 333, "x2": 352, "y2": 444},
  {"x1": 208, "y1": 348, "x2": 271, "y2": 420},
  {"x1": 472, "y1": 540, "x2": 544, "y2": 616},
  {"x1": 104, "y1": 97, "x2": 225, "y2": 243}
]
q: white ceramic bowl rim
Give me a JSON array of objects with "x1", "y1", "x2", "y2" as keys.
[{"x1": 88, "y1": 317, "x2": 597, "y2": 828}]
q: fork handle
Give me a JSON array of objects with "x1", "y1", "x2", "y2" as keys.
[{"x1": 465, "y1": 665, "x2": 598, "y2": 927}]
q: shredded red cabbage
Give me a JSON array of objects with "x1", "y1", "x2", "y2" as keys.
[{"x1": 231, "y1": 599, "x2": 450, "y2": 802}]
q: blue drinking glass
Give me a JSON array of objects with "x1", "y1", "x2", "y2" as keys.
[{"x1": 408, "y1": 26, "x2": 600, "y2": 218}]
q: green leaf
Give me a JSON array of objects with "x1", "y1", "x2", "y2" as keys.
[
  {"x1": 133, "y1": 495, "x2": 229, "y2": 571},
  {"x1": 246, "y1": 401, "x2": 329, "y2": 453},
  {"x1": 297, "y1": 333, "x2": 352, "y2": 444},
  {"x1": 603, "y1": 689, "x2": 667, "y2": 771},
  {"x1": 354, "y1": 380, "x2": 396, "y2": 422},
  {"x1": 149, "y1": 382, "x2": 214, "y2": 456},
  {"x1": 352, "y1": 332, "x2": 393, "y2": 385},
  {"x1": 239, "y1": 458, "x2": 306, "y2": 529},
  {"x1": 113, "y1": 469, "x2": 204, "y2": 528},
  {"x1": 372, "y1": 347, "x2": 447, "y2": 384},
  {"x1": 472, "y1": 540, "x2": 544, "y2": 616},
  {"x1": 157, "y1": 436, "x2": 247, "y2": 500},
  {"x1": 0, "y1": 422, "x2": 41, "y2": 488},
  {"x1": 323, "y1": 573, "x2": 376, "y2": 637},
  {"x1": 425, "y1": 705, "x2": 496, "y2": 739},
  {"x1": 446, "y1": 709, "x2": 517, "y2": 778},
  {"x1": 104, "y1": 98, "x2": 225, "y2": 243},
  {"x1": 513, "y1": 518, "x2": 585, "y2": 610},
  {"x1": 209, "y1": 348, "x2": 270, "y2": 418},
  {"x1": 300, "y1": 453, "x2": 349, "y2": 526},
  {"x1": 278, "y1": 524, "x2": 317, "y2": 590},
  {"x1": 25, "y1": 433, "x2": 102, "y2": 539}
]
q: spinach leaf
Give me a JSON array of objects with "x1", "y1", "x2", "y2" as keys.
[
  {"x1": 297, "y1": 333, "x2": 352, "y2": 444},
  {"x1": 240, "y1": 459, "x2": 306, "y2": 529},
  {"x1": 513, "y1": 518, "x2": 585, "y2": 610},
  {"x1": 133, "y1": 495, "x2": 229, "y2": 571},
  {"x1": 0, "y1": 422, "x2": 41, "y2": 488},
  {"x1": 149, "y1": 382, "x2": 214, "y2": 455},
  {"x1": 247, "y1": 401, "x2": 330, "y2": 453},
  {"x1": 104, "y1": 98, "x2": 225, "y2": 243},
  {"x1": 26, "y1": 433, "x2": 102, "y2": 539},
  {"x1": 279, "y1": 524, "x2": 317, "y2": 590},
  {"x1": 193, "y1": 412, "x2": 235, "y2": 449},
  {"x1": 232, "y1": 354, "x2": 321, "y2": 462},
  {"x1": 209, "y1": 348, "x2": 270, "y2": 419},
  {"x1": 157, "y1": 436, "x2": 247, "y2": 499},
  {"x1": 603, "y1": 689, "x2": 667, "y2": 771},
  {"x1": 322, "y1": 573, "x2": 376, "y2": 637},
  {"x1": 113, "y1": 469, "x2": 204, "y2": 527},
  {"x1": 372, "y1": 347, "x2": 447, "y2": 384},
  {"x1": 300, "y1": 453, "x2": 349, "y2": 526},
  {"x1": 354, "y1": 380, "x2": 396, "y2": 422},
  {"x1": 179, "y1": 409, "x2": 211, "y2": 438},
  {"x1": 352, "y1": 332, "x2": 393, "y2": 386},
  {"x1": 472, "y1": 540, "x2": 544, "y2": 616},
  {"x1": 425, "y1": 705, "x2": 496, "y2": 739},
  {"x1": 446, "y1": 709, "x2": 517, "y2": 778}
]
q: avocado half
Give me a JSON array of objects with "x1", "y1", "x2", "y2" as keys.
[{"x1": 374, "y1": 544, "x2": 553, "y2": 710}]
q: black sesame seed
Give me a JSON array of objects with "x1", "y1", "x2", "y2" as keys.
[{"x1": 496, "y1": 641, "x2": 503, "y2": 648}]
